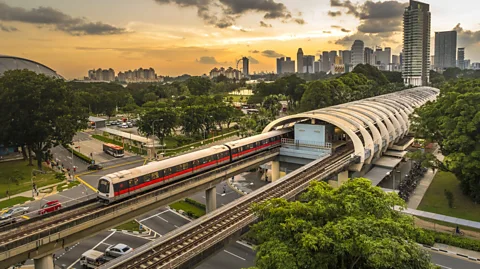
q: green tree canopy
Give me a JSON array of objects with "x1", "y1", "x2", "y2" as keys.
[
  {"x1": 137, "y1": 108, "x2": 178, "y2": 145},
  {"x1": 0, "y1": 70, "x2": 87, "y2": 169},
  {"x1": 248, "y1": 178, "x2": 436, "y2": 269},
  {"x1": 411, "y1": 79, "x2": 480, "y2": 201},
  {"x1": 186, "y1": 76, "x2": 212, "y2": 96}
]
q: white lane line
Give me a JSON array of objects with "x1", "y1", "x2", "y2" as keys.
[
  {"x1": 436, "y1": 265, "x2": 452, "y2": 269},
  {"x1": 174, "y1": 225, "x2": 179, "y2": 228},
  {"x1": 168, "y1": 209, "x2": 192, "y2": 221},
  {"x1": 121, "y1": 232, "x2": 154, "y2": 241},
  {"x1": 236, "y1": 241, "x2": 254, "y2": 250},
  {"x1": 202, "y1": 196, "x2": 206, "y2": 199},
  {"x1": 158, "y1": 216, "x2": 168, "y2": 223},
  {"x1": 224, "y1": 250, "x2": 246, "y2": 261},
  {"x1": 67, "y1": 231, "x2": 115, "y2": 269},
  {"x1": 57, "y1": 194, "x2": 75, "y2": 201},
  {"x1": 139, "y1": 210, "x2": 169, "y2": 222}
]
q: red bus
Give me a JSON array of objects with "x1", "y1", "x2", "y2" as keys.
[{"x1": 103, "y1": 143, "x2": 124, "y2": 158}]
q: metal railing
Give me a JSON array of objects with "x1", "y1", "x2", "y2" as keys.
[{"x1": 281, "y1": 138, "x2": 332, "y2": 149}]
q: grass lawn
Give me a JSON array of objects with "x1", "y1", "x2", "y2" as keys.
[
  {"x1": 115, "y1": 220, "x2": 141, "y2": 232},
  {"x1": 418, "y1": 171, "x2": 480, "y2": 222},
  {"x1": 57, "y1": 181, "x2": 81, "y2": 192},
  {"x1": 170, "y1": 200, "x2": 206, "y2": 219},
  {"x1": 0, "y1": 196, "x2": 34, "y2": 210},
  {"x1": 0, "y1": 160, "x2": 62, "y2": 199},
  {"x1": 225, "y1": 95, "x2": 249, "y2": 103}
]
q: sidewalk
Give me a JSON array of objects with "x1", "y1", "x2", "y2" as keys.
[{"x1": 407, "y1": 147, "x2": 445, "y2": 209}]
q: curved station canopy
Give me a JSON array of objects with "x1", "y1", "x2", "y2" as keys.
[{"x1": 263, "y1": 86, "x2": 440, "y2": 171}]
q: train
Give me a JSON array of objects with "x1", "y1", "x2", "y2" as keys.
[{"x1": 97, "y1": 129, "x2": 291, "y2": 203}]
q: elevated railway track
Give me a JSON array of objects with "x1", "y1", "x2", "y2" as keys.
[{"x1": 104, "y1": 145, "x2": 357, "y2": 269}]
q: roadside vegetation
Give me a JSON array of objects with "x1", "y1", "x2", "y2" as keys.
[
  {"x1": 115, "y1": 220, "x2": 142, "y2": 232},
  {"x1": 0, "y1": 196, "x2": 34, "y2": 210},
  {"x1": 169, "y1": 198, "x2": 206, "y2": 219}
]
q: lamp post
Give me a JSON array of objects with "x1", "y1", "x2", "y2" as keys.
[{"x1": 151, "y1": 119, "x2": 163, "y2": 158}]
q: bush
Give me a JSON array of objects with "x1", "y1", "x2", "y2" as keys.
[
  {"x1": 444, "y1": 189, "x2": 454, "y2": 208},
  {"x1": 185, "y1": 198, "x2": 206, "y2": 210},
  {"x1": 55, "y1": 173, "x2": 67, "y2": 181},
  {"x1": 64, "y1": 145, "x2": 93, "y2": 164},
  {"x1": 419, "y1": 229, "x2": 480, "y2": 252}
]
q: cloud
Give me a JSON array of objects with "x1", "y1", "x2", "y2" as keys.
[
  {"x1": 248, "y1": 56, "x2": 259, "y2": 64},
  {"x1": 259, "y1": 21, "x2": 272, "y2": 28},
  {"x1": 0, "y1": 23, "x2": 18, "y2": 32},
  {"x1": 328, "y1": 11, "x2": 342, "y2": 17},
  {"x1": 331, "y1": 25, "x2": 342, "y2": 29},
  {"x1": 335, "y1": 32, "x2": 398, "y2": 47},
  {"x1": 154, "y1": 0, "x2": 304, "y2": 28},
  {"x1": 249, "y1": 50, "x2": 260, "y2": 53},
  {"x1": 196, "y1": 56, "x2": 219, "y2": 64},
  {"x1": 453, "y1": 23, "x2": 480, "y2": 47},
  {"x1": 261, "y1": 50, "x2": 284, "y2": 58},
  {"x1": 341, "y1": 28, "x2": 351, "y2": 33},
  {"x1": 0, "y1": 2, "x2": 126, "y2": 35},
  {"x1": 323, "y1": 30, "x2": 332, "y2": 34}
]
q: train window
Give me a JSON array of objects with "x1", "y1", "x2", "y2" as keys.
[
  {"x1": 134, "y1": 178, "x2": 139, "y2": 185},
  {"x1": 98, "y1": 180, "x2": 109, "y2": 193},
  {"x1": 129, "y1": 179, "x2": 133, "y2": 186}
]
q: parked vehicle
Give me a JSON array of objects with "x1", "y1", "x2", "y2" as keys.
[
  {"x1": 0, "y1": 206, "x2": 29, "y2": 226},
  {"x1": 88, "y1": 164, "x2": 103, "y2": 171},
  {"x1": 105, "y1": 244, "x2": 133, "y2": 258},
  {"x1": 120, "y1": 123, "x2": 128, "y2": 128},
  {"x1": 127, "y1": 122, "x2": 133, "y2": 128},
  {"x1": 80, "y1": 250, "x2": 112, "y2": 268},
  {"x1": 38, "y1": 200, "x2": 62, "y2": 215}
]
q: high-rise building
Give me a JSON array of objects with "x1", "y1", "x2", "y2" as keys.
[
  {"x1": 242, "y1": 57, "x2": 249, "y2": 77},
  {"x1": 297, "y1": 48, "x2": 304, "y2": 73},
  {"x1": 465, "y1": 59, "x2": 471, "y2": 69},
  {"x1": 282, "y1": 57, "x2": 295, "y2": 74},
  {"x1": 314, "y1": 61, "x2": 321, "y2": 73},
  {"x1": 364, "y1": 47, "x2": 374, "y2": 65},
  {"x1": 329, "y1": 51, "x2": 338, "y2": 64},
  {"x1": 434, "y1": 31, "x2": 457, "y2": 70},
  {"x1": 322, "y1": 51, "x2": 330, "y2": 72},
  {"x1": 351, "y1": 40, "x2": 365, "y2": 68},
  {"x1": 458, "y1": 48, "x2": 465, "y2": 69},
  {"x1": 403, "y1": 0, "x2": 431, "y2": 86},
  {"x1": 472, "y1": 62, "x2": 480, "y2": 70},
  {"x1": 341, "y1": 50, "x2": 352, "y2": 65},
  {"x1": 303, "y1": 55, "x2": 315, "y2": 73},
  {"x1": 276, "y1": 57, "x2": 284, "y2": 74}
]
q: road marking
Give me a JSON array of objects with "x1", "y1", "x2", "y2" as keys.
[
  {"x1": 202, "y1": 196, "x2": 206, "y2": 199},
  {"x1": 174, "y1": 224, "x2": 179, "y2": 228},
  {"x1": 224, "y1": 250, "x2": 246, "y2": 260},
  {"x1": 143, "y1": 158, "x2": 148, "y2": 165},
  {"x1": 121, "y1": 231, "x2": 154, "y2": 241},
  {"x1": 21, "y1": 215, "x2": 30, "y2": 220},
  {"x1": 139, "y1": 210, "x2": 169, "y2": 222},
  {"x1": 236, "y1": 241, "x2": 253, "y2": 250},
  {"x1": 436, "y1": 265, "x2": 452, "y2": 269},
  {"x1": 158, "y1": 216, "x2": 168, "y2": 223},
  {"x1": 77, "y1": 158, "x2": 145, "y2": 176},
  {"x1": 76, "y1": 176, "x2": 98, "y2": 192},
  {"x1": 168, "y1": 209, "x2": 192, "y2": 221},
  {"x1": 67, "y1": 156, "x2": 72, "y2": 160},
  {"x1": 67, "y1": 231, "x2": 116, "y2": 269},
  {"x1": 57, "y1": 194, "x2": 75, "y2": 201}
]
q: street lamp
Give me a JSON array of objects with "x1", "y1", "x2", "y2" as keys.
[{"x1": 151, "y1": 119, "x2": 163, "y2": 158}]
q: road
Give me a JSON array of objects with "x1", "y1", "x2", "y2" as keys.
[{"x1": 430, "y1": 251, "x2": 480, "y2": 269}]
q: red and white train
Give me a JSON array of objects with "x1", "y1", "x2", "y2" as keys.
[{"x1": 97, "y1": 129, "x2": 291, "y2": 203}]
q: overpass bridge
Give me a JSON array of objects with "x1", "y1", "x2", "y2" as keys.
[{"x1": 0, "y1": 87, "x2": 439, "y2": 268}]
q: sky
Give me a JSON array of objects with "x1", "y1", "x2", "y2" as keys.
[{"x1": 0, "y1": 0, "x2": 479, "y2": 79}]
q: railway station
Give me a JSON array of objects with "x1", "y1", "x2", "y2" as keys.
[{"x1": 0, "y1": 87, "x2": 439, "y2": 269}]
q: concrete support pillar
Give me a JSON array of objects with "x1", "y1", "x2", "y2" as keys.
[
  {"x1": 34, "y1": 255, "x2": 54, "y2": 269},
  {"x1": 337, "y1": 170, "x2": 349, "y2": 186},
  {"x1": 205, "y1": 187, "x2": 216, "y2": 213},
  {"x1": 271, "y1": 161, "x2": 280, "y2": 182}
]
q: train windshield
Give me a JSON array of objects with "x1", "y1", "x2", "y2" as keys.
[{"x1": 98, "y1": 179, "x2": 110, "y2": 193}]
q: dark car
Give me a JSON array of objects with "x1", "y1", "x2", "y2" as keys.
[{"x1": 88, "y1": 164, "x2": 103, "y2": 170}]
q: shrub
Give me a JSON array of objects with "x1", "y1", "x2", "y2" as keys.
[
  {"x1": 444, "y1": 189, "x2": 454, "y2": 208},
  {"x1": 55, "y1": 173, "x2": 67, "y2": 181},
  {"x1": 185, "y1": 198, "x2": 206, "y2": 210},
  {"x1": 419, "y1": 229, "x2": 480, "y2": 252},
  {"x1": 63, "y1": 145, "x2": 93, "y2": 164}
]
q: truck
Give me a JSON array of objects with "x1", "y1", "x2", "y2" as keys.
[{"x1": 79, "y1": 250, "x2": 113, "y2": 268}]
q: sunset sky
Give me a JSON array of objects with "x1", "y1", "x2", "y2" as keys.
[{"x1": 1, "y1": 0, "x2": 479, "y2": 79}]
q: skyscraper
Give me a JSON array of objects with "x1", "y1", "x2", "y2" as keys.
[
  {"x1": 403, "y1": 0, "x2": 431, "y2": 86},
  {"x1": 458, "y1": 48, "x2": 465, "y2": 69},
  {"x1": 322, "y1": 51, "x2": 330, "y2": 72},
  {"x1": 282, "y1": 57, "x2": 295, "y2": 74},
  {"x1": 351, "y1": 40, "x2": 364, "y2": 68},
  {"x1": 276, "y1": 57, "x2": 284, "y2": 74},
  {"x1": 434, "y1": 31, "x2": 457, "y2": 70},
  {"x1": 303, "y1": 55, "x2": 315, "y2": 74},
  {"x1": 242, "y1": 57, "x2": 249, "y2": 77},
  {"x1": 297, "y1": 48, "x2": 304, "y2": 73},
  {"x1": 341, "y1": 50, "x2": 352, "y2": 71},
  {"x1": 364, "y1": 47, "x2": 374, "y2": 65}
]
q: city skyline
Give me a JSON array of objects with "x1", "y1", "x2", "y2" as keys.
[{"x1": 0, "y1": 0, "x2": 479, "y2": 79}]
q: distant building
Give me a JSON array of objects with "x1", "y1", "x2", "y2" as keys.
[
  {"x1": 87, "y1": 68, "x2": 115, "y2": 82},
  {"x1": 472, "y1": 62, "x2": 480, "y2": 70},
  {"x1": 329, "y1": 51, "x2": 338, "y2": 65},
  {"x1": 458, "y1": 48, "x2": 465, "y2": 69},
  {"x1": 464, "y1": 59, "x2": 471, "y2": 69},
  {"x1": 209, "y1": 67, "x2": 241, "y2": 80},
  {"x1": 242, "y1": 57, "x2": 249, "y2": 77},
  {"x1": 392, "y1": 55, "x2": 401, "y2": 71},
  {"x1": 281, "y1": 57, "x2": 296, "y2": 74},
  {"x1": 116, "y1": 67, "x2": 160, "y2": 83},
  {"x1": 364, "y1": 47, "x2": 374, "y2": 65},
  {"x1": 341, "y1": 50, "x2": 352, "y2": 65},
  {"x1": 303, "y1": 55, "x2": 315, "y2": 74},
  {"x1": 374, "y1": 47, "x2": 391, "y2": 71},
  {"x1": 351, "y1": 40, "x2": 365, "y2": 68},
  {"x1": 276, "y1": 57, "x2": 284, "y2": 74},
  {"x1": 297, "y1": 48, "x2": 304, "y2": 73},
  {"x1": 434, "y1": 31, "x2": 457, "y2": 70},
  {"x1": 321, "y1": 51, "x2": 330, "y2": 72},
  {"x1": 314, "y1": 61, "x2": 321, "y2": 73},
  {"x1": 403, "y1": 0, "x2": 431, "y2": 86}
]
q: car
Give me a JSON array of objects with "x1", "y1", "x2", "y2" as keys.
[
  {"x1": 127, "y1": 122, "x2": 133, "y2": 128},
  {"x1": 88, "y1": 164, "x2": 103, "y2": 171},
  {"x1": 105, "y1": 244, "x2": 133, "y2": 258},
  {"x1": 110, "y1": 121, "x2": 118, "y2": 126},
  {"x1": 0, "y1": 206, "x2": 29, "y2": 226},
  {"x1": 120, "y1": 123, "x2": 128, "y2": 128},
  {"x1": 38, "y1": 200, "x2": 62, "y2": 215}
]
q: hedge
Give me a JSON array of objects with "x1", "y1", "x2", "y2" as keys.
[
  {"x1": 416, "y1": 229, "x2": 480, "y2": 252},
  {"x1": 185, "y1": 198, "x2": 206, "y2": 210},
  {"x1": 64, "y1": 145, "x2": 93, "y2": 164}
]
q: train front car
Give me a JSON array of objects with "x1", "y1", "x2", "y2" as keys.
[
  {"x1": 224, "y1": 129, "x2": 292, "y2": 161},
  {"x1": 97, "y1": 176, "x2": 115, "y2": 204}
]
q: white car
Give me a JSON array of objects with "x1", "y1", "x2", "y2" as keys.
[
  {"x1": 120, "y1": 123, "x2": 128, "y2": 128},
  {"x1": 0, "y1": 206, "x2": 29, "y2": 226},
  {"x1": 105, "y1": 244, "x2": 133, "y2": 257}
]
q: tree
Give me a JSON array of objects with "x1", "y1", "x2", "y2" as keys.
[
  {"x1": 248, "y1": 178, "x2": 437, "y2": 269},
  {"x1": 262, "y1": 95, "x2": 282, "y2": 118},
  {"x1": 406, "y1": 150, "x2": 439, "y2": 171},
  {"x1": 7, "y1": 170, "x2": 23, "y2": 199},
  {"x1": 137, "y1": 108, "x2": 178, "y2": 145},
  {"x1": 186, "y1": 76, "x2": 212, "y2": 96},
  {"x1": 352, "y1": 64, "x2": 389, "y2": 85},
  {"x1": 410, "y1": 79, "x2": 480, "y2": 201},
  {"x1": 180, "y1": 106, "x2": 206, "y2": 136},
  {"x1": 0, "y1": 70, "x2": 88, "y2": 169}
]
